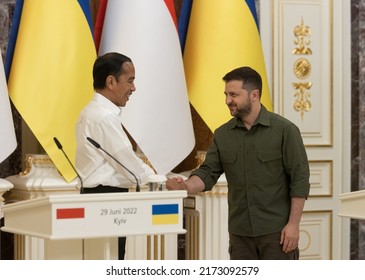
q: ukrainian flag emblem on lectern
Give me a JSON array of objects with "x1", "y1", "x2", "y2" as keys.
[{"x1": 152, "y1": 204, "x2": 179, "y2": 225}]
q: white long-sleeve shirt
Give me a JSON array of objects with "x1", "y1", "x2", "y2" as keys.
[{"x1": 76, "y1": 93, "x2": 155, "y2": 189}]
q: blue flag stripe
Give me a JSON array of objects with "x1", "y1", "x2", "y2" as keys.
[
  {"x1": 5, "y1": 0, "x2": 94, "y2": 80},
  {"x1": 4, "y1": 0, "x2": 23, "y2": 80},
  {"x1": 177, "y1": 0, "x2": 192, "y2": 53},
  {"x1": 152, "y1": 204, "x2": 179, "y2": 215},
  {"x1": 77, "y1": 0, "x2": 93, "y2": 34},
  {"x1": 245, "y1": 0, "x2": 260, "y2": 31}
]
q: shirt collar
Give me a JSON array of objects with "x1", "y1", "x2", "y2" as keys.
[
  {"x1": 93, "y1": 92, "x2": 122, "y2": 120},
  {"x1": 228, "y1": 104, "x2": 271, "y2": 129}
]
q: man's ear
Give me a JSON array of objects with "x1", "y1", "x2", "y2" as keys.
[
  {"x1": 251, "y1": 89, "x2": 260, "y2": 101},
  {"x1": 105, "y1": 75, "x2": 115, "y2": 89}
]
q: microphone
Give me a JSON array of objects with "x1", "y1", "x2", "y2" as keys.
[
  {"x1": 53, "y1": 137, "x2": 84, "y2": 194},
  {"x1": 86, "y1": 137, "x2": 140, "y2": 192}
]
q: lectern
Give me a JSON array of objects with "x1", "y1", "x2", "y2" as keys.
[
  {"x1": 338, "y1": 189, "x2": 365, "y2": 220},
  {"x1": 1, "y1": 190, "x2": 187, "y2": 259}
]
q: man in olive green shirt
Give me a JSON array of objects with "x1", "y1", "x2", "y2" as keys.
[{"x1": 166, "y1": 66, "x2": 310, "y2": 260}]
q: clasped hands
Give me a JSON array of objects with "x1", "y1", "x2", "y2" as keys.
[{"x1": 166, "y1": 177, "x2": 187, "y2": 191}]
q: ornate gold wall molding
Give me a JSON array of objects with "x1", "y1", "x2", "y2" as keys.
[
  {"x1": 276, "y1": 0, "x2": 333, "y2": 147},
  {"x1": 293, "y1": 17, "x2": 313, "y2": 55},
  {"x1": 293, "y1": 81, "x2": 312, "y2": 120},
  {"x1": 292, "y1": 17, "x2": 313, "y2": 120}
]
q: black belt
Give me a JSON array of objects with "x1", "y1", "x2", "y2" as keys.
[{"x1": 82, "y1": 185, "x2": 129, "y2": 194}]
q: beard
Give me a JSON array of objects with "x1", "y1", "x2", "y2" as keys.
[{"x1": 232, "y1": 97, "x2": 252, "y2": 118}]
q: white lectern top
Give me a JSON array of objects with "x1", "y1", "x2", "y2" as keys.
[{"x1": 1, "y1": 190, "x2": 187, "y2": 240}]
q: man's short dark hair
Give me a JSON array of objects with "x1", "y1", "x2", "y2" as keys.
[
  {"x1": 222, "y1": 66, "x2": 262, "y2": 97},
  {"x1": 93, "y1": 52, "x2": 132, "y2": 90}
]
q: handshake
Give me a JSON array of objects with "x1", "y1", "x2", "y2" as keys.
[{"x1": 165, "y1": 173, "x2": 205, "y2": 194}]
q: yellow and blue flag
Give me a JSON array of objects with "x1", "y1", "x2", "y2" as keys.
[
  {"x1": 180, "y1": 0, "x2": 272, "y2": 132},
  {"x1": 6, "y1": 0, "x2": 96, "y2": 182},
  {"x1": 152, "y1": 204, "x2": 179, "y2": 225}
]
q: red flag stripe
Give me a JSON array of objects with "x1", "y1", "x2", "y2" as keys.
[
  {"x1": 164, "y1": 0, "x2": 177, "y2": 29},
  {"x1": 56, "y1": 208, "x2": 85, "y2": 219},
  {"x1": 94, "y1": 0, "x2": 108, "y2": 53}
]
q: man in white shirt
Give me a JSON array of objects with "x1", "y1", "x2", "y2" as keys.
[{"x1": 76, "y1": 52, "x2": 155, "y2": 260}]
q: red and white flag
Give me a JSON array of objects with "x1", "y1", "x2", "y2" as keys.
[
  {"x1": 99, "y1": 0, "x2": 195, "y2": 175},
  {"x1": 0, "y1": 55, "x2": 16, "y2": 163}
]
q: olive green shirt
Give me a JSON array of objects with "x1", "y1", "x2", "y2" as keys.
[{"x1": 191, "y1": 105, "x2": 310, "y2": 237}]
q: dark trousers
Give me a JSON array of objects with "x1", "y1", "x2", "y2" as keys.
[
  {"x1": 82, "y1": 185, "x2": 128, "y2": 260},
  {"x1": 229, "y1": 231, "x2": 300, "y2": 260}
]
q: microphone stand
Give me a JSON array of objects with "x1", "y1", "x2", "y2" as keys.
[
  {"x1": 86, "y1": 137, "x2": 140, "y2": 192},
  {"x1": 53, "y1": 137, "x2": 84, "y2": 194},
  {"x1": 53, "y1": 137, "x2": 85, "y2": 260}
]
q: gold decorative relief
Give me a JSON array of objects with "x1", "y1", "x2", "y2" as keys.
[
  {"x1": 277, "y1": 1, "x2": 332, "y2": 146},
  {"x1": 293, "y1": 58, "x2": 311, "y2": 79},
  {"x1": 137, "y1": 152, "x2": 157, "y2": 174},
  {"x1": 293, "y1": 82, "x2": 312, "y2": 120},
  {"x1": 292, "y1": 17, "x2": 313, "y2": 121},
  {"x1": 20, "y1": 154, "x2": 54, "y2": 176},
  {"x1": 293, "y1": 17, "x2": 312, "y2": 55},
  {"x1": 195, "y1": 151, "x2": 206, "y2": 169}
]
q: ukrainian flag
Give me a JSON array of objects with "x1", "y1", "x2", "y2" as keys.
[
  {"x1": 152, "y1": 204, "x2": 179, "y2": 225},
  {"x1": 7, "y1": 0, "x2": 96, "y2": 182},
  {"x1": 181, "y1": 0, "x2": 272, "y2": 132}
]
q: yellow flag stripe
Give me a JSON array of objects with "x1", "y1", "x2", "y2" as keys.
[
  {"x1": 184, "y1": 0, "x2": 272, "y2": 132},
  {"x1": 8, "y1": 0, "x2": 96, "y2": 182},
  {"x1": 152, "y1": 214, "x2": 179, "y2": 225}
]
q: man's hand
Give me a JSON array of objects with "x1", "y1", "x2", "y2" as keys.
[
  {"x1": 280, "y1": 197, "x2": 305, "y2": 253},
  {"x1": 166, "y1": 175, "x2": 205, "y2": 194},
  {"x1": 166, "y1": 177, "x2": 187, "y2": 191},
  {"x1": 280, "y1": 223, "x2": 300, "y2": 253}
]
